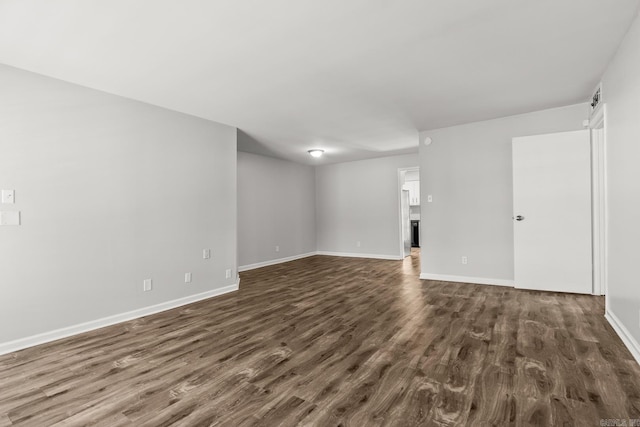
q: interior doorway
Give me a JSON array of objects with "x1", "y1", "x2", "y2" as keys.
[
  {"x1": 512, "y1": 130, "x2": 593, "y2": 294},
  {"x1": 398, "y1": 167, "x2": 420, "y2": 259}
]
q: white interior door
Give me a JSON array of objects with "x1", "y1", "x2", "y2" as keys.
[{"x1": 512, "y1": 130, "x2": 592, "y2": 294}]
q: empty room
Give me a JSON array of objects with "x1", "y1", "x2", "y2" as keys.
[{"x1": 1, "y1": 1, "x2": 640, "y2": 426}]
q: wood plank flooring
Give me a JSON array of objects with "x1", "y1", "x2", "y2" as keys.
[{"x1": 1, "y1": 250, "x2": 640, "y2": 426}]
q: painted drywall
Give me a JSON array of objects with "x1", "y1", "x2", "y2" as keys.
[
  {"x1": 315, "y1": 154, "x2": 419, "y2": 258},
  {"x1": 601, "y1": 10, "x2": 640, "y2": 352},
  {"x1": 237, "y1": 152, "x2": 316, "y2": 269},
  {"x1": 0, "y1": 65, "x2": 237, "y2": 345},
  {"x1": 419, "y1": 103, "x2": 588, "y2": 283}
]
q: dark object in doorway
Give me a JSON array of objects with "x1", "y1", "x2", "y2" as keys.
[{"x1": 411, "y1": 220, "x2": 420, "y2": 247}]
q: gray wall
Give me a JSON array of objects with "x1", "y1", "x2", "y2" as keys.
[
  {"x1": 316, "y1": 154, "x2": 419, "y2": 258},
  {"x1": 419, "y1": 103, "x2": 588, "y2": 282},
  {"x1": 602, "y1": 10, "x2": 640, "y2": 347},
  {"x1": 237, "y1": 152, "x2": 316, "y2": 268},
  {"x1": 0, "y1": 65, "x2": 237, "y2": 344}
]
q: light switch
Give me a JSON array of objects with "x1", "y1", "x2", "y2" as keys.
[
  {"x1": 1, "y1": 190, "x2": 15, "y2": 204},
  {"x1": 427, "y1": 195, "x2": 433, "y2": 202},
  {"x1": 0, "y1": 211, "x2": 20, "y2": 225}
]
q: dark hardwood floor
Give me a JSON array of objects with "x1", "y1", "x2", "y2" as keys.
[{"x1": 1, "y1": 249, "x2": 639, "y2": 426}]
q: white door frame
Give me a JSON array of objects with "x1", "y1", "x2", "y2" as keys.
[
  {"x1": 590, "y1": 104, "x2": 607, "y2": 296},
  {"x1": 397, "y1": 167, "x2": 419, "y2": 258}
]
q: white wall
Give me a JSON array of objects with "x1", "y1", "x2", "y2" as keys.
[
  {"x1": 0, "y1": 65, "x2": 237, "y2": 347},
  {"x1": 601, "y1": 10, "x2": 640, "y2": 351},
  {"x1": 315, "y1": 154, "x2": 419, "y2": 259},
  {"x1": 237, "y1": 152, "x2": 316, "y2": 269},
  {"x1": 419, "y1": 104, "x2": 588, "y2": 283}
]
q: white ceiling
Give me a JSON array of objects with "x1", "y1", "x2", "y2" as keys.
[{"x1": 0, "y1": 0, "x2": 638, "y2": 164}]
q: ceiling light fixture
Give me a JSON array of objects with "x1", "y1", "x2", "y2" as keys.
[{"x1": 308, "y1": 149, "x2": 324, "y2": 158}]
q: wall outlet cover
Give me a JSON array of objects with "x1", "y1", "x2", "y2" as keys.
[{"x1": 0, "y1": 211, "x2": 20, "y2": 225}]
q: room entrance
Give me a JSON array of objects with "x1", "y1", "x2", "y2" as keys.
[
  {"x1": 512, "y1": 130, "x2": 592, "y2": 294},
  {"x1": 398, "y1": 167, "x2": 420, "y2": 259}
]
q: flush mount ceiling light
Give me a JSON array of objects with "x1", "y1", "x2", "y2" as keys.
[{"x1": 308, "y1": 149, "x2": 324, "y2": 158}]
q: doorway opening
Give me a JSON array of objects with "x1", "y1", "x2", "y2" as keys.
[
  {"x1": 398, "y1": 167, "x2": 420, "y2": 259},
  {"x1": 511, "y1": 107, "x2": 608, "y2": 296}
]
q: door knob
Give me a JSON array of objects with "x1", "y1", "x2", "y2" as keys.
[{"x1": 514, "y1": 215, "x2": 525, "y2": 221}]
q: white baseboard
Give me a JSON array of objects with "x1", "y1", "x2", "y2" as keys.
[
  {"x1": 239, "y1": 251, "x2": 404, "y2": 272},
  {"x1": 316, "y1": 251, "x2": 402, "y2": 261},
  {"x1": 238, "y1": 252, "x2": 317, "y2": 272},
  {"x1": 605, "y1": 309, "x2": 640, "y2": 366},
  {"x1": 0, "y1": 283, "x2": 238, "y2": 356},
  {"x1": 419, "y1": 273, "x2": 515, "y2": 287}
]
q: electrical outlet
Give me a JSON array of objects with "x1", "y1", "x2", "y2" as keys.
[
  {"x1": 356, "y1": 241, "x2": 361, "y2": 248},
  {"x1": 203, "y1": 249, "x2": 211, "y2": 259},
  {"x1": 461, "y1": 256, "x2": 468, "y2": 265},
  {"x1": 185, "y1": 272, "x2": 192, "y2": 283},
  {"x1": 275, "y1": 245, "x2": 280, "y2": 252},
  {"x1": 0, "y1": 211, "x2": 20, "y2": 226},
  {"x1": 143, "y1": 279, "x2": 152, "y2": 292},
  {"x1": 225, "y1": 269, "x2": 231, "y2": 279}
]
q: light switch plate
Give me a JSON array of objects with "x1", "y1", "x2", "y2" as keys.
[
  {"x1": 1, "y1": 190, "x2": 15, "y2": 204},
  {"x1": 0, "y1": 211, "x2": 20, "y2": 225}
]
